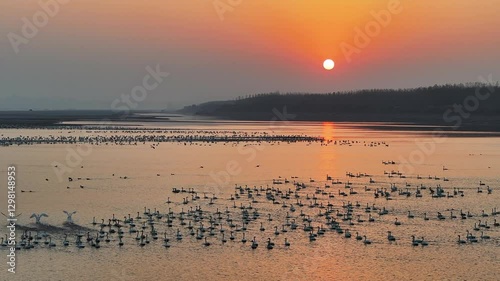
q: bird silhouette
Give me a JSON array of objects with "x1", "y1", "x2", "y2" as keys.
[
  {"x1": 30, "y1": 213, "x2": 48, "y2": 224},
  {"x1": 63, "y1": 211, "x2": 77, "y2": 223}
]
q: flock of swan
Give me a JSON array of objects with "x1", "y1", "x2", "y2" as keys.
[
  {"x1": 0, "y1": 129, "x2": 324, "y2": 147},
  {"x1": 0, "y1": 127, "x2": 391, "y2": 148},
  {"x1": 2, "y1": 169, "x2": 498, "y2": 251},
  {"x1": 0, "y1": 127, "x2": 496, "y2": 254}
]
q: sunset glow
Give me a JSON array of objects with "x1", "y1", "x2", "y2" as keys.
[
  {"x1": 2, "y1": 1, "x2": 500, "y2": 280},
  {"x1": 2, "y1": 0, "x2": 499, "y2": 108},
  {"x1": 323, "y1": 59, "x2": 335, "y2": 71}
]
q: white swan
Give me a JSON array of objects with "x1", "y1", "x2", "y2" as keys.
[
  {"x1": 63, "y1": 211, "x2": 77, "y2": 223},
  {"x1": 30, "y1": 213, "x2": 48, "y2": 224}
]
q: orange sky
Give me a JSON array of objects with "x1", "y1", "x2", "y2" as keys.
[{"x1": 1, "y1": 0, "x2": 500, "y2": 109}]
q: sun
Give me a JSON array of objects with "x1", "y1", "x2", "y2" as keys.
[{"x1": 323, "y1": 59, "x2": 335, "y2": 70}]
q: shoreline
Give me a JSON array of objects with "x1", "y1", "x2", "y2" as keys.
[{"x1": 2, "y1": 110, "x2": 500, "y2": 134}]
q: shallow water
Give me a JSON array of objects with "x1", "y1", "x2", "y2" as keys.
[{"x1": 0, "y1": 121, "x2": 499, "y2": 281}]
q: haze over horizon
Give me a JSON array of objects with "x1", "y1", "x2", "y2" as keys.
[{"x1": 1, "y1": 0, "x2": 500, "y2": 110}]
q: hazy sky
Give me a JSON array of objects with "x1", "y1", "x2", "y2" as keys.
[{"x1": 1, "y1": 0, "x2": 499, "y2": 110}]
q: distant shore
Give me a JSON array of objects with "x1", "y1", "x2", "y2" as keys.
[
  {"x1": 197, "y1": 112, "x2": 500, "y2": 132},
  {"x1": 0, "y1": 110, "x2": 167, "y2": 127},
  {"x1": 1, "y1": 110, "x2": 500, "y2": 133},
  {"x1": 178, "y1": 83, "x2": 500, "y2": 132}
]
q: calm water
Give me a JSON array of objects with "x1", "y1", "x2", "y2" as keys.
[{"x1": 1, "y1": 121, "x2": 499, "y2": 281}]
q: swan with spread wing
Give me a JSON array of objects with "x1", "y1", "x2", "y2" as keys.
[
  {"x1": 30, "y1": 213, "x2": 48, "y2": 224},
  {"x1": 63, "y1": 211, "x2": 77, "y2": 223}
]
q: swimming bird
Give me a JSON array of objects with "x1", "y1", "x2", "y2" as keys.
[
  {"x1": 284, "y1": 238, "x2": 290, "y2": 247},
  {"x1": 411, "y1": 235, "x2": 422, "y2": 246},
  {"x1": 63, "y1": 234, "x2": 69, "y2": 246},
  {"x1": 355, "y1": 232, "x2": 363, "y2": 240},
  {"x1": 457, "y1": 235, "x2": 466, "y2": 244},
  {"x1": 251, "y1": 237, "x2": 258, "y2": 249},
  {"x1": 203, "y1": 237, "x2": 211, "y2": 246},
  {"x1": 387, "y1": 231, "x2": 396, "y2": 241},
  {"x1": 266, "y1": 238, "x2": 274, "y2": 249},
  {"x1": 480, "y1": 231, "x2": 490, "y2": 239},
  {"x1": 420, "y1": 237, "x2": 428, "y2": 246},
  {"x1": 423, "y1": 213, "x2": 429, "y2": 221},
  {"x1": 363, "y1": 236, "x2": 372, "y2": 245},
  {"x1": 48, "y1": 237, "x2": 56, "y2": 247}
]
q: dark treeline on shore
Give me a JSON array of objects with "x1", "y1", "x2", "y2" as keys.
[
  {"x1": 2, "y1": 84, "x2": 500, "y2": 131},
  {"x1": 181, "y1": 83, "x2": 500, "y2": 129}
]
